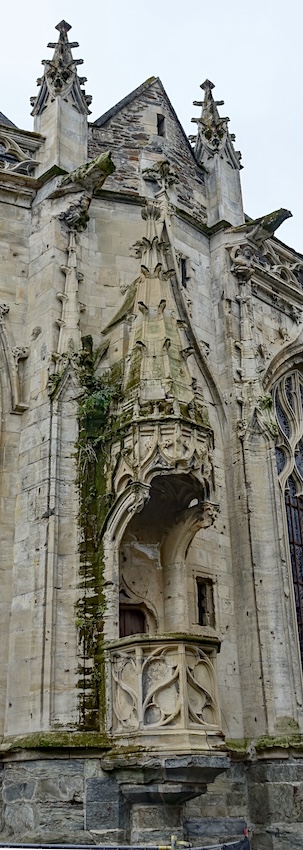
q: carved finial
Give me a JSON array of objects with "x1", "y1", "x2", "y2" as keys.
[
  {"x1": 200, "y1": 79, "x2": 215, "y2": 92},
  {"x1": 55, "y1": 20, "x2": 72, "y2": 34},
  {"x1": 31, "y1": 21, "x2": 92, "y2": 116},
  {"x1": 192, "y1": 78, "x2": 241, "y2": 170}
]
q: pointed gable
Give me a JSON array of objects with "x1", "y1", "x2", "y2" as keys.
[
  {"x1": 89, "y1": 78, "x2": 207, "y2": 225},
  {"x1": 93, "y1": 77, "x2": 195, "y2": 162},
  {"x1": 0, "y1": 111, "x2": 17, "y2": 129}
]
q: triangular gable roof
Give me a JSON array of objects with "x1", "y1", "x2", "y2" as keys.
[
  {"x1": 0, "y1": 111, "x2": 17, "y2": 128},
  {"x1": 93, "y1": 77, "x2": 157, "y2": 127},
  {"x1": 93, "y1": 77, "x2": 202, "y2": 168}
]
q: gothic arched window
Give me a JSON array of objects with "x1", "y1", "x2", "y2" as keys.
[{"x1": 274, "y1": 371, "x2": 303, "y2": 664}]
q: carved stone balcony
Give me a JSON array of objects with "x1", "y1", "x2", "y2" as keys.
[{"x1": 106, "y1": 634, "x2": 223, "y2": 753}]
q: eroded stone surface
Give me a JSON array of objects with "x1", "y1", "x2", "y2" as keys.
[{"x1": 0, "y1": 18, "x2": 303, "y2": 847}]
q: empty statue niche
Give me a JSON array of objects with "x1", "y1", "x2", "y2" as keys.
[
  {"x1": 197, "y1": 577, "x2": 215, "y2": 628},
  {"x1": 118, "y1": 472, "x2": 208, "y2": 638}
]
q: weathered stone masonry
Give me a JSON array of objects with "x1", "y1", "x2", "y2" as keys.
[{"x1": 0, "y1": 19, "x2": 303, "y2": 850}]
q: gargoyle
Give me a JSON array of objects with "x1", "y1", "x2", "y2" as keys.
[
  {"x1": 51, "y1": 151, "x2": 115, "y2": 199},
  {"x1": 228, "y1": 208, "x2": 292, "y2": 246}
]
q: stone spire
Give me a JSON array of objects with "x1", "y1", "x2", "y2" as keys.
[
  {"x1": 122, "y1": 204, "x2": 195, "y2": 411},
  {"x1": 31, "y1": 20, "x2": 92, "y2": 117},
  {"x1": 31, "y1": 22, "x2": 91, "y2": 175},
  {"x1": 191, "y1": 79, "x2": 241, "y2": 170},
  {"x1": 190, "y1": 80, "x2": 244, "y2": 227}
]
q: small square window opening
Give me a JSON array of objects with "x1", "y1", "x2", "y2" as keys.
[
  {"x1": 157, "y1": 114, "x2": 166, "y2": 137},
  {"x1": 180, "y1": 258, "x2": 187, "y2": 288},
  {"x1": 197, "y1": 578, "x2": 215, "y2": 628}
]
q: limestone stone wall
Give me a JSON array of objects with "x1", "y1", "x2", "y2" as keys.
[
  {"x1": 0, "y1": 186, "x2": 32, "y2": 736},
  {"x1": 1, "y1": 21, "x2": 303, "y2": 848}
]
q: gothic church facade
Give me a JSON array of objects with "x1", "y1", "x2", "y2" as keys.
[{"x1": 0, "y1": 20, "x2": 303, "y2": 849}]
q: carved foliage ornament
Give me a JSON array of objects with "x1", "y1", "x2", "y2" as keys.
[
  {"x1": 111, "y1": 420, "x2": 214, "y2": 498},
  {"x1": 31, "y1": 21, "x2": 92, "y2": 116},
  {"x1": 142, "y1": 159, "x2": 179, "y2": 191},
  {"x1": 191, "y1": 80, "x2": 241, "y2": 169},
  {"x1": 228, "y1": 240, "x2": 303, "y2": 292}
]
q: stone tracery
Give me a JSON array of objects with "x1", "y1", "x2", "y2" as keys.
[{"x1": 274, "y1": 369, "x2": 303, "y2": 664}]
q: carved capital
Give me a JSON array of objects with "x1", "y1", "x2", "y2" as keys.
[
  {"x1": 127, "y1": 483, "x2": 150, "y2": 516},
  {"x1": 200, "y1": 500, "x2": 220, "y2": 528},
  {"x1": 290, "y1": 305, "x2": 302, "y2": 324}
]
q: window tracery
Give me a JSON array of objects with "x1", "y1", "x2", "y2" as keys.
[{"x1": 274, "y1": 370, "x2": 303, "y2": 661}]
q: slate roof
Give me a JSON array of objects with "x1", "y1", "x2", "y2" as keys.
[
  {"x1": 93, "y1": 77, "x2": 158, "y2": 127},
  {"x1": 0, "y1": 111, "x2": 17, "y2": 128}
]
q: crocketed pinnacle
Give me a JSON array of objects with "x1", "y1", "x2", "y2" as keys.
[
  {"x1": 30, "y1": 21, "x2": 92, "y2": 116},
  {"x1": 123, "y1": 203, "x2": 196, "y2": 408},
  {"x1": 190, "y1": 79, "x2": 242, "y2": 169},
  {"x1": 102, "y1": 204, "x2": 199, "y2": 417}
]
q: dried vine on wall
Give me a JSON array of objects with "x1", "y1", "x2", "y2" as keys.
[{"x1": 76, "y1": 336, "x2": 121, "y2": 729}]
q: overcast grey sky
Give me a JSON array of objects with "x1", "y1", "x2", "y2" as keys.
[{"x1": 1, "y1": 0, "x2": 302, "y2": 251}]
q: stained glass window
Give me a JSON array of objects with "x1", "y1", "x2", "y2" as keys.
[{"x1": 274, "y1": 371, "x2": 303, "y2": 663}]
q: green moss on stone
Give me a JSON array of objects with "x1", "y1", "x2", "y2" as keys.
[
  {"x1": 0, "y1": 731, "x2": 110, "y2": 752},
  {"x1": 255, "y1": 733, "x2": 303, "y2": 752},
  {"x1": 274, "y1": 716, "x2": 300, "y2": 733},
  {"x1": 226, "y1": 738, "x2": 251, "y2": 754}
]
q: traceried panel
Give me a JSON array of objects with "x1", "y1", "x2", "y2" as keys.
[
  {"x1": 285, "y1": 481, "x2": 303, "y2": 659},
  {"x1": 274, "y1": 372, "x2": 303, "y2": 495},
  {"x1": 109, "y1": 638, "x2": 220, "y2": 734},
  {"x1": 274, "y1": 371, "x2": 303, "y2": 662}
]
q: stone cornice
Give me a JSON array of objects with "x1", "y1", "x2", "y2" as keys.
[
  {"x1": 0, "y1": 731, "x2": 111, "y2": 757},
  {"x1": 0, "y1": 124, "x2": 44, "y2": 153},
  {"x1": 0, "y1": 170, "x2": 40, "y2": 205},
  {"x1": 226, "y1": 735, "x2": 303, "y2": 760},
  {"x1": 250, "y1": 267, "x2": 303, "y2": 308},
  {"x1": 227, "y1": 238, "x2": 303, "y2": 314}
]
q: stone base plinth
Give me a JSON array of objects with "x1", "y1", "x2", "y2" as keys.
[{"x1": 0, "y1": 751, "x2": 302, "y2": 846}]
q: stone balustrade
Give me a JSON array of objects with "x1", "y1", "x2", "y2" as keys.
[{"x1": 106, "y1": 635, "x2": 222, "y2": 748}]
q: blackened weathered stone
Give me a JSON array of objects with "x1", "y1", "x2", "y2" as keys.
[{"x1": 184, "y1": 816, "x2": 247, "y2": 839}]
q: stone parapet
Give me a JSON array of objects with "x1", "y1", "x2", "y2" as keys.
[{"x1": 106, "y1": 635, "x2": 222, "y2": 750}]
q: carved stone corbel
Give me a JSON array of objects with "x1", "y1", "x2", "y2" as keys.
[
  {"x1": 252, "y1": 394, "x2": 278, "y2": 438},
  {"x1": 0, "y1": 305, "x2": 29, "y2": 413}
]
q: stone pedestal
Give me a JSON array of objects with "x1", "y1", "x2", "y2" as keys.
[
  {"x1": 247, "y1": 758, "x2": 303, "y2": 850},
  {"x1": 107, "y1": 752, "x2": 230, "y2": 845}
]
